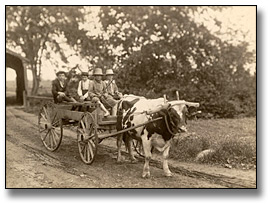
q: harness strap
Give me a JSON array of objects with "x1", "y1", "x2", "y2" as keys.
[
  {"x1": 132, "y1": 109, "x2": 177, "y2": 135},
  {"x1": 162, "y1": 112, "x2": 178, "y2": 136}
]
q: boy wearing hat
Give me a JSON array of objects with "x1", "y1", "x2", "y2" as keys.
[
  {"x1": 104, "y1": 69, "x2": 123, "y2": 100},
  {"x1": 52, "y1": 71, "x2": 75, "y2": 103},
  {"x1": 88, "y1": 68, "x2": 118, "y2": 116},
  {"x1": 66, "y1": 67, "x2": 77, "y2": 82},
  {"x1": 66, "y1": 73, "x2": 80, "y2": 102},
  {"x1": 77, "y1": 72, "x2": 91, "y2": 102}
]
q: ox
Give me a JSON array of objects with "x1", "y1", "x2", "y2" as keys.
[{"x1": 116, "y1": 95, "x2": 199, "y2": 178}]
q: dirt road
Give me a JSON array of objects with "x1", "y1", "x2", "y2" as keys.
[{"x1": 6, "y1": 106, "x2": 256, "y2": 188}]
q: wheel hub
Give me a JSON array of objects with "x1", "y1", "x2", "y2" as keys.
[{"x1": 45, "y1": 123, "x2": 53, "y2": 130}]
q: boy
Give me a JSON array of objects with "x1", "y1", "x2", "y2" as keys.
[
  {"x1": 66, "y1": 73, "x2": 80, "y2": 102},
  {"x1": 77, "y1": 72, "x2": 91, "y2": 102},
  {"x1": 88, "y1": 68, "x2": 118, "y2": 116},
  {"x1": 52, "y1": 71, "x2": 75, "y2": 103},
  {"x1": 104, "y1": 69, "x2": 123, "y2": 100}
]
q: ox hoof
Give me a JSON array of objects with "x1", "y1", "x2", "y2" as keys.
[
  {"x1": 116, "y1": 156, "x2": 125, "y2": 163},
  {"x1": 117, "y1": 159, "x2": 124, "y2": 164},
  {"x1": 130, "y1": 158, "x2": 138, "y2": 163},
  {"x1": 142, "y1": 172, "x2": 151, "y2": 178},
  {"x1": 165, "y1": 172, "x2": 173, "y2": 177}
]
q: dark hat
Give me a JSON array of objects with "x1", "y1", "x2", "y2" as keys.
[
  {"x1": 81, "y1": 72, "x2": 89, "y2": 77},
  {"x1": 56, "y1": 71, "x2": 66, "y2": 76},
  {"x1": 70, "y1": 68, "x2": 76, "y2": 73},
  {"x1": 73, "y1": 74, "x2": 81, "y2": 78}
]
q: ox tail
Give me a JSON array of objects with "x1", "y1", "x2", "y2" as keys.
[{"x1": 116, "y1": 99, "x2": 129, "y2": 151}]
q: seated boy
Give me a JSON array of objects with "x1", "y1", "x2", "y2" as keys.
[
  {"x1": 52, "y1": 71, "x2": 75, "y2": 103},
  {"x1": 77, "y1": 72, "x2": 91, "y2": 102},
  {"x1": 65, "y1": 73, "x2": 80, "y2": 102},
  {"x1": 104, "y1": 69, "x2": 123, "y2": 100},
  {"x1": 88, "y1": 68, "x2": 118, "y2": 116}
]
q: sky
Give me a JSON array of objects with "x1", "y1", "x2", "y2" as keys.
[{"x1": 6, "y1": 6, "x2": 256, "y2": 81}]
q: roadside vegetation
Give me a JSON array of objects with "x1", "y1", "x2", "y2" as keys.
[{"x1": 170, "y1": 117, "x2": 256, "y2": 170}]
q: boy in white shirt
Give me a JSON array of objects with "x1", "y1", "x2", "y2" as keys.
[{"x1": 77, "y1": 72, "x2": 91, "y2": 102}]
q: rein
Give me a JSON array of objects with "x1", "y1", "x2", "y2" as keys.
[
  {"x1": 103, "y1": 79, "x2": 114, "y2": 94},
  {"x1": 162, "y1": 112, "x2": 178, "y2": 136}
]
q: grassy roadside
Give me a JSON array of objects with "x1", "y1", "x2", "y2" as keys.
[{"x1": 170, "y1": 117, "x2": 256, "y2": 170}]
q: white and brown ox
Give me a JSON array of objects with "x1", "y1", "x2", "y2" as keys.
[{"x1": 116, "y1": 95, "x2": 199, "y2": 178}]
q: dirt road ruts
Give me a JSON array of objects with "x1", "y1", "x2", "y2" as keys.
[{"x1": 6, "y1": 106, "x2": 256, "y2": 188}]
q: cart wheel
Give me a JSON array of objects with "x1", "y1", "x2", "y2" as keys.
[
  {"x1": 38, "y1": 102, "x2": 63, "y2": 151},
  {"x1": 77, "y1": 112, "x2": 98, "y2": 164},
  {"x1": 133, "y1": 140, "x2": 145, "y2": 157}
]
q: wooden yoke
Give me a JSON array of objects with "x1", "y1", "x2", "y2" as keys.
[
  {"x1": 146, "y1": 103, "x2": 170, "y2": 115},
  {"x1": 170, "y1": 100, "x2": 200, "y2": 108},
  {"x1": 184, "y1": 101, "x2": 200, "y2": 107}
]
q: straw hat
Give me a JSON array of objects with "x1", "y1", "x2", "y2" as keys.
[
  {"x1": 105, "y1": 69, "x2": 114, "y2": 75},
  {"x1": 93, "y1": 68, "x2": 103, "y2": 76}
]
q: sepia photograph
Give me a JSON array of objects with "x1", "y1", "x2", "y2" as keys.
[{"x1": 5, "y1": 5, "x2": 256, "y2": 189}]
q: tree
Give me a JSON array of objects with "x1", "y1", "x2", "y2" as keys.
[
  {"x1": 94, "y1": 6, "x2": 255, "y2": 117},
  {"x1": 6, "y1": 6, "x2": 85, "y2": 95}
]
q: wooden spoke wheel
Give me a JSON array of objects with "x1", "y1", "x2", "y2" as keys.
[
  {"x1": 133, "y1": 139, "x2": 145, "y2": 157},
  {"x1": 38, "y1": 102, "x2": 63, "y2": 151},
  {"x1": 77, "y1": 112, "x2": 98, "y2": 164}
]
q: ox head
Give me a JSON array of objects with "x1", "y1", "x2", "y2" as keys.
[
  {"x1": 153, "y1": 103, "x2": 186, "y2": 135},
  {"x1": 164, "y1": 105, "x2": 184, "y2": 134},
  {"x1": 168, "y1": 100, "x2": 200, "y2": 133}
]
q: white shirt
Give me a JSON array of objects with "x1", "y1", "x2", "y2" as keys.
[
  {"x1": 77, "y1": 79, "x2": 90, "y2": 99},
  {"x1": 59, "y1": 80, "x2": 64, "y2": 88}
]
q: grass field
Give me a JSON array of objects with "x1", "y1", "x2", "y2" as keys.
[
  {"x1": 170, "y1": 117, "x2": 256, "y2": 169},
  {"x1": 6, "y1": 80, "x2": 52, "y2": 96}
]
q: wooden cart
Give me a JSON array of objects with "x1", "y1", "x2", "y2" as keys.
[{"x1": 38, "y1": 101, "x2": 162, "y2": 164}]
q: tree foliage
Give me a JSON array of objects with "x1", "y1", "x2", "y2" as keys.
[
  {"x1": 6, "y1": 6, "x2": 256, "y2": 118},
  {"x1": 6, "y1": 6, "x2": 85, "y2": 94},
  {"x1": 93, "y1": 6, "x2": 256, "y2": 118}
]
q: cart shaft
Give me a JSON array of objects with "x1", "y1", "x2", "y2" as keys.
[{"x1": 97, "y1": 117, "x2": 163, "y2": 140}]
